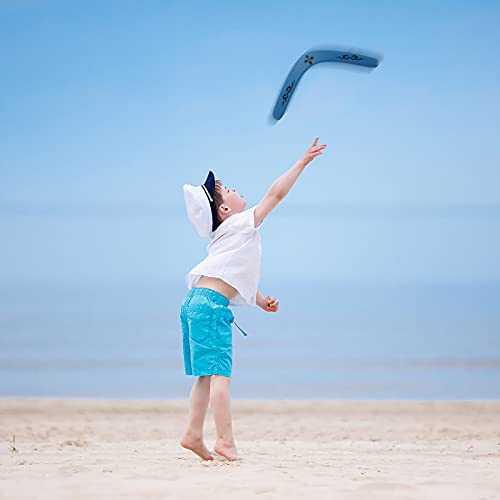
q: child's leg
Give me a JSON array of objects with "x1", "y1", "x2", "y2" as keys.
[
  {"x1": 210, "y1": 374, "x2": 239, "y2": 461},
  {"x1": 179, "y1": 375, "x2": 213, "y2": 460},
  {"x1": 186, "y1": 375, "x2": 211, "y2": 434}
]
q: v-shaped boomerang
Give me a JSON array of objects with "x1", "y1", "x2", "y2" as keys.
[{"x1": 272, "y1": 49, "x2": 381, "y2": 121}]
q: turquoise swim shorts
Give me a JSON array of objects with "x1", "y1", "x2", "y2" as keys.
[{"x1": 180, "y1": 287, "x2": 235, "y2": 377}]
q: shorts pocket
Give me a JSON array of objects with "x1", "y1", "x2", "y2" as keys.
[
  {"x1": 216, "y1": 322, "x2": 233, "y2": 348},
  {"x1": 186, "y1": 297, "x2": 214, "y2": 342},
  {"x1": 213, "y1": 306, "x2": 233, "y2": 348}
]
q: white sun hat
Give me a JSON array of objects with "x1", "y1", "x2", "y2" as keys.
[{"x1": 182, "y1": 170, "x2": 218, "y2": 238}]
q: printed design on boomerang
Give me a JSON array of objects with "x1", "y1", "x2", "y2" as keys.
[{"x1": 272, "y1": 50, "x2": 381, "y2": 121}]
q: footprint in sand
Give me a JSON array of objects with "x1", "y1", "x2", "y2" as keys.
[
  {"x1": 58, "y1": 465, "x2": 90, "y2": 475},
  {"x1": 61, "y1": 440, "x2": 88, "y2": 447},
  {"x1": 214, "y1": 452, "x2": 243, "y2": 463},
  {"x1": 254, "y1": 486, "x2": 276, "y2": 494},
  {"x1": 200, "y1": 454, "x2": 242, "y2": 467}
]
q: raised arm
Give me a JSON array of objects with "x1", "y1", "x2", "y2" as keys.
[{"x1": 254, "y1": 137, "x2": 327, "y2": 227}]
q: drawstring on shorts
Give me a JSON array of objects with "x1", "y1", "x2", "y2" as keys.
[{"x1": 232, "y1": 320, "x2": 248, "y2": 336}]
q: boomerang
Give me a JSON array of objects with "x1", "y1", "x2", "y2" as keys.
[{"x1": 272, "y1": 49, "x2": 381, "y2": 121}]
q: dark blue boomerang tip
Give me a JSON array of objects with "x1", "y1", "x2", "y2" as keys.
[{"x1": 272, "y1": 49, "x2": 381, "y2": 121}]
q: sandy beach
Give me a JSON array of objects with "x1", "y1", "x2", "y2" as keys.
[{"x1": 1, "y1": 398, "x2": 499, "y2": 499}]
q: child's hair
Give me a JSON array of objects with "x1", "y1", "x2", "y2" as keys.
[{"x1": 212, "y1": 179, "x2": 225, "y2": 231}]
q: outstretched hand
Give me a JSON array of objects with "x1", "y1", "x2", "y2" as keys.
[{"x1": 301, "y1": 136, "x2": 327, "y2": 166}]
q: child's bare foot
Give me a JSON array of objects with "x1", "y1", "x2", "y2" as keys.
[
  {"x1": 180, "y1": 431, "x2": 213, "y2": 461},
  {"x1": 213, "y1": 439, "x2": 239, "y2": 461}
]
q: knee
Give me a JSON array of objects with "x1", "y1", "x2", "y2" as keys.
[{"x1": 211, "y1": 374, "x2": 230, "y2": 386}]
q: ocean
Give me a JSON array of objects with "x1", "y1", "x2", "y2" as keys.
[{"x1": 1, "y1": 279, "x2": 499, "y2": 399}]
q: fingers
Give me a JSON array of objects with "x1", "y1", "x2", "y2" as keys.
[
  {"x1": 266, "y1": 296, "x2": 279, "y2": 311},
  {"x1": 312, "y1": 137, "x2": 327, "y2": 147},
  {"x1": 306, "y1": 144, "x2": 327, "y2": 160},
  {"x1": 309, "y1": 144, "x2": 327, "y2": 153}
]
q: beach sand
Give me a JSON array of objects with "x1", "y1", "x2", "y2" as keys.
[{"x1": 1, "y1": 398, "x2": 499, "y2": 499}]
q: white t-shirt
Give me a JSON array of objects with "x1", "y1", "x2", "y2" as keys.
[{"x1": 185, "y1": 205, "x2": 263, "y2": 306}]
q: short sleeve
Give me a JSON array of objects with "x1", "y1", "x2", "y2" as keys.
[{"x1": 227, "y1": 205, "x2": 262, "y2": 233}]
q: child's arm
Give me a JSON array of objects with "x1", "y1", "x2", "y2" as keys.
[
  {"x1": 256, "y1": 288, "x2": 279, "y2": 312},
  {"x1": 254, "y1": 137, "x2": 327, "y2": 227}
]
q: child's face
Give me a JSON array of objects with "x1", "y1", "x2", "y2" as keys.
[{"x1": 220, "y1": 184, "x2": 247, "y2": 215}]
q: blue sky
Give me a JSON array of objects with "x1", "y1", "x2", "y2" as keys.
[{"x1": 1, "y1": 0, "x2": 499, "y2": 286}]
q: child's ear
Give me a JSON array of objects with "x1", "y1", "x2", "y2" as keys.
[{"x1": 217, "y1": 205, "x2": 227, "y2": 218}]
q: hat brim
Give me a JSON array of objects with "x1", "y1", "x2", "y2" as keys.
[{"x1": 183, "y1": 184, "x2": 213, "y2": 238}]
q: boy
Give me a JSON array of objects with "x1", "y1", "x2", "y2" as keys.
[{"x1": 179, "y1": 137, "x2": 327, "y2": 461}]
